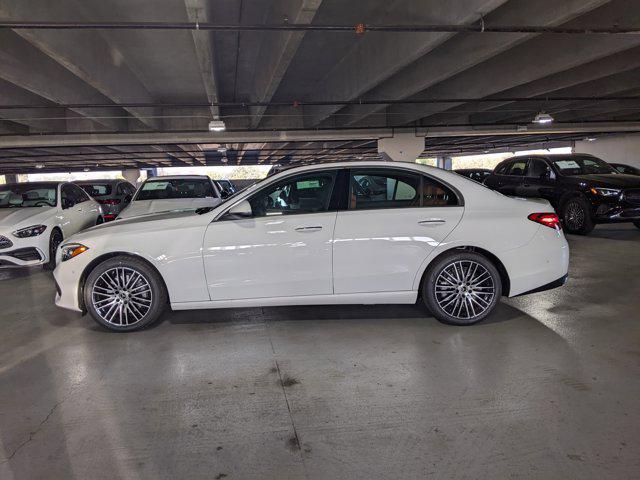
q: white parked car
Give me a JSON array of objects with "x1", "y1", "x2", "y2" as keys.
[
  {"x1": 0, "y1": 181, "x2": 102, "y2": 269},
  {"x1": 117, "y1": 175, "x2": 222, "y2": 219},
  {"x1": 54, "y1": 161, "x2": 569, "y2": 331}
]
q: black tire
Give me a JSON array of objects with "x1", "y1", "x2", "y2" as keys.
[
  {"x1": 561, "y1": 197, "x2": 595, "y2": 235},
  {"x1": 43, "y1": 228, "x2": 63, "y2": 271},
  {"x1": 633, "y1": 220, "x2": 640, "y2": 230},
  {"x1": 96, "y1": 216, "x2": 104, "y2": 225},
  {"x1": 422, "y1": 251, "x2": 502, "y2": 326},
  {"x1": 84, "y1": 256, "x2": 167, "y2": 332}
]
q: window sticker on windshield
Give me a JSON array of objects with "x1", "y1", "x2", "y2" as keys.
[
  {"x1": 555, "y1": 160, "x2": 580, "y2": 169},
  {"x1": 142, "y1": 182, "x2": 169, "y2": 190}
]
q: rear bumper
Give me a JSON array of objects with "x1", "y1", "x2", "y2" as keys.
[
  {"x1": 514, "y1": 274, "x2": 568, "y2": 297},
  {"x1": 501, "y1": 226, "x2": 570, "y2": 297}
]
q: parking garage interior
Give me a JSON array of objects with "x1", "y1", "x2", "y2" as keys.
[{"x1": 1, "y1": 1, "x2": 640, "y2": 479}]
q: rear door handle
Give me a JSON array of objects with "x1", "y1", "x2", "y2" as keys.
[
  {"x1": 419, "y1": 219, "x2": 446, "y2": 225},
  {"x1": 294, "y1": 226, "x2": 323, "y2": 232}
]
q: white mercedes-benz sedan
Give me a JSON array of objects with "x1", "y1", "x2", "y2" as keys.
[
  {"x1": 117, "y1": 175, "x2": 222, "y2": 219},
  {"x1": 53, "y1": 161, "x2": 569, "y2": 331},
  {"x1": 0, "y1": 181, "x2": 102, "y2": 269}
]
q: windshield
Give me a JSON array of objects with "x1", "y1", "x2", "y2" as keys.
[
  {"x1": 135, "y1": 179, "x2": 217, "y2": 201},
  {"x1": 80, "y1": 183, "x2": 112, "y2": 197},
  {"x1": 553, "y1": 156, "x2": 617, "y2": 176},
  {"x1": 0, "y1": 183, "x2": 57, "y2": 208}
]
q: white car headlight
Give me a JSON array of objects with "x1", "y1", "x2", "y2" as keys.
[
  {"x1": 590, "y1": 187, "x2": 621, "y2": 197},
  {"x1": 13, "y1": 225, "x2": 47, "y2": 238},
  {"x1": 60, "y1": 243, "x2": 89, "y2": 262}
]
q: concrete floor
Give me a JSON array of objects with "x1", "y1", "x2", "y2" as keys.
[{"x1": 0, "y1": 224, "x2": 639, "y2": 480}]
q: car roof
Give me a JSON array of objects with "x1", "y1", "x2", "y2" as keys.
[
  {"x1": 1, "y1": 181, "x2": 64, "y2": 187},
  {"x1": 145, "y1": 175, "x2": 211, "y2": 181}
]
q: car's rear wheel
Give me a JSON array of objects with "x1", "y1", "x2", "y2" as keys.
[
  {"x1": 96, "y1": 216, "x2": 104, "y2": 225},
  {"x1": 562, "y1": 197, "x2": 595, "y2": 235},
  {"x1": 43, "y1": 228, "x2": 63, "y2": 271},
  {"x1": 84, "y1": 256, "x2": 167, "y2": 332},
  {"x1": 422, "y1": 251, "x2": 502, "y2": 326}
]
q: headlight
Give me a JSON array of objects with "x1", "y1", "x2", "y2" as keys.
[
  {"x1": 61, "y1": 243, "x2": 89, "y2": 262},
  {"x1": 13, "y1": 225, "x2": 47, "y2": 238},
  {"x1": 590, "y1": 187, "x2": 621, "y2": 197}
]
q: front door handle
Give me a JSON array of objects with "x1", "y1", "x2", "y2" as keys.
[
  {"x1": 419, "y1": 219, "x2": 446, "y2": 225},
  {"x1": 294, "y1": 226, "x2": 323, "y2": 232}
]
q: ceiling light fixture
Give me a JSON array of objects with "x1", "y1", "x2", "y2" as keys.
[
  {"x1": 532, "y1": 112, "x2": 554, "y2": 125},
  {"x1": 208, "y1": 118, "x2": 226, "y2": 132},
  {"x1": 217, "y1": 146, "x2": 227, "y2": 153},
  {"x1": 35, "y1": 163, "x2": 44, "y2": 169},
  {"x1": 584, "y1": 136, "x2": 597, "y2": 142}
]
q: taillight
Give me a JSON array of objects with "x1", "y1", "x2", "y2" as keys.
[
  {"x1": 98, "y1": 199, "x2": 121, "y2": 205},
  {"x1": 528, "y1": 212, "x2": 561, "y2": 230}
]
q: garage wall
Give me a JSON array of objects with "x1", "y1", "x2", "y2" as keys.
[{"x1": 574, "y1": 134, "x2": 640, "y2": 168}]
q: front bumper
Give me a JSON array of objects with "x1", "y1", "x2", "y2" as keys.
[
  {"x1": 53, "y1": 250, "x2": 93, "y2": 312},
  {"x1": 590, "y1": 191, "x2": 640, "y2": 223},
  {"x1": 0, "y1": 229, "x2": 48, "y2": 267}
]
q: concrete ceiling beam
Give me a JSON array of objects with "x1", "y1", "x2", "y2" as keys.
[
  {"x1": 334, "y1": 0, "x2": 612, "y2": 127},
  {"x1": 0, "y1": 30, "x2": 126, "y2": 131},
  {"x1": 184, "y1": 0, "x2": 220, "y2": 120},
  {"x1": 302, "y1": 0, "x2": 509, "y2": 128},
  {"x1": 0, "y1": 0, "x2": 161, "y2": 130},
  {"x1": 249, "y1": 0, "x2": 323, "y2": 129}
]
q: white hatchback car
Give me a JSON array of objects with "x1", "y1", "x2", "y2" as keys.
[
  {"x1": 0, "y1": 181, "x2": 102, "y2": 269},
  {"x1": 117, "y1": 175, "x2": 222, "y2": 219},
  {"x1": 54, "y1": 161, "x2": 569, "y2": 331}
]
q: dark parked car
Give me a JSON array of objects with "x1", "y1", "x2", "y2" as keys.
[
  {"x1": 77, "y1": 179, "x2": 137, "y2": 221},
  {"x1": 611, "y1": 163, "x2": 640, "y2": 176},
  {"x1": 454, "y1": 168, "x2": 493, "y2": 183},
  {"x1": 484, "y1": 154, "x2": 640, "y2": 234}
]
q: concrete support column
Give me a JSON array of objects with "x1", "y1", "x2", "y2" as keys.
[
  {"x1": 436, "y1": 156, "x2": 453, "y2": 170},
  {"x1": 121, "y1": 169, "x2": 142, "y2": 185},
  {"x1": 5, "y1": 174, "x2": 18, "y2": 183},
  {"x1": 574, "y1": 133, "x2": 640, "y2": 169},
  {"x1": 378, "y1": 132, "x2": 424, "y2": 163}
]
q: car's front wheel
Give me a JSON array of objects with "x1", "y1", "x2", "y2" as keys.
[
  {"x1": 43, "y1": 228, "x2": 63, "y2": 271},
  {"x1": 84, "y1": 256, "x2": 167, "y2": 332},
  {"x1": 562, "y1": 197, "x2": 595, "y2": 235},
  {"x1": 422, "y1": 251, "x2": 502, "y2": 326}
]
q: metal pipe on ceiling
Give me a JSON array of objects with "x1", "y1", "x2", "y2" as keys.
[
  {"x1": 0, "y1": 21, "x2": 639, "y2": 35},
  {"x1": 1, "y1": 97, "x2": 639, "y2": 109}
]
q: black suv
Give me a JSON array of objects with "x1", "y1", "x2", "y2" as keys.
[{"x1": 484, "y1": 154, "x2": 640, "y2": 235}]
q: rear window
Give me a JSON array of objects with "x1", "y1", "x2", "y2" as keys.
[
  {"x1": 135, "y1": 179, "x2": 217, "y2": 201},
  {"x1": 80, "y1": 184, "x2": 112, "y2": 197}
]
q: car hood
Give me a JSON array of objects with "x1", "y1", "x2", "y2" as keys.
[
  {"x1": 118, "y1": 198, "x2": 221, "y2": 219},
  {"x1": 71, "y1": 209, "x2": 207, "y2": 241},
  {"x1": 0, "y1": 207, "x2": 55, "y2": 228},
  {"x1": 568, "y1": 173, "x2": 640, "y2": 188}
]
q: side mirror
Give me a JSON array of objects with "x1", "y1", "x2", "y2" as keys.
[
  {"x1": 226, "y1": 200, "x2": 252, "y2": 219},
  {"x1": 62, "y1": 198, "x2": 74, "y2": 209}
]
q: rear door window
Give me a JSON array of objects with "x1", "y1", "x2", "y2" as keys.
[{"x1": 505, "y1": 160, "x2": 528, "y2": 176}]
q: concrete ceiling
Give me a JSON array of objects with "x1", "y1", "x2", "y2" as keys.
[{"x1": 0, "y1": 0, "x2": 640, "y2": 171}]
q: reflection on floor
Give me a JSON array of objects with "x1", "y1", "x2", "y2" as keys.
[{"x1": 1, "y1": 224, "x2": 639, "y2": 479}]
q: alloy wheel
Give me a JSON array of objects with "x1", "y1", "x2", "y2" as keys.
[
  {"x1": 434, "y1": 260, "x2": 496, "y2": 320},
  {"x1": 91, "y1": 267, "x2": 153, "y2": 326},
  {"x1": 564, "y1": 201, "x2": 585, "y2": 231}
]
